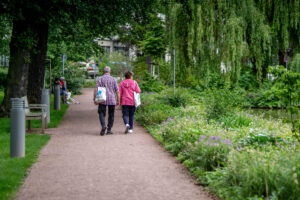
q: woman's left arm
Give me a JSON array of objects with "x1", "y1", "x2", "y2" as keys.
[{"x1": 135, "y1": 81, "x2": 141, "y2": 93}]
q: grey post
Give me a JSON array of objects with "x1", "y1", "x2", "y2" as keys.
[
  {"x1": 54, "y1": 84, "x2": 61, "y2": 110},
  {"x1": 10, "y1": 98, "x2": 25, "y2": 158},
  {"x1": 41, "y1": 89, "x2": 50, "y2": 124}
]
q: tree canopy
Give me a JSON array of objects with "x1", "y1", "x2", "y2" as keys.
[{"x1": 163, "y1": 0, "x2": 300, "y2": 86}]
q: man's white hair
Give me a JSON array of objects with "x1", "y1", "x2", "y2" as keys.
[{"x1": 103, "y1": 66, "x2": 111, "y2": 73}]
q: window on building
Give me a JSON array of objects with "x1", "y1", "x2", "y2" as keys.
[
  {"x1": 114, "y1": 46, "x2": 126, "y2": 52},
  {"x1": 102, "y1": 46, "x2": 111, "y2": 53}
]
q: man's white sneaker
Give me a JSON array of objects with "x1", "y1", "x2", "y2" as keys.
[
  {"x1": 128, "y1": 129, "x2": 133, "y2": 133},
  {"x1": 125, "y1": 124, "x2": 130, "y2": 133}
]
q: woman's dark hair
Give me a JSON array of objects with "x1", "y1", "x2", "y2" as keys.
[{"x1": 124, "y1": 71, "x2": 134, "y2": 79}]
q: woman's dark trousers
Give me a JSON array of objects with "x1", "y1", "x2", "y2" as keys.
[
  {"x1": 122, "y1": 105, "x2": 136, "y2": 129},
  {"x1": 98, "y1": 104, "x2": 115, "y2": 131}
]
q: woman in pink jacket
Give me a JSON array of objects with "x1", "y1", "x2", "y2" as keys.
[{"x1": 119, "y1": 71, "x2": 141, "y2": 133}]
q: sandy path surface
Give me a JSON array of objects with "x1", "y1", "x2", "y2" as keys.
[{"x1": 15, "y1": 88, "x2": 214, "y2": 200}]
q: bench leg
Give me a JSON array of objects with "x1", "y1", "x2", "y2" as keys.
[{"x1": 28, "y1": 120, "x2": 31, "y2": 132}]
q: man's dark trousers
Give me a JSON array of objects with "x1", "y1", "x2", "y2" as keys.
[{"x1": 98, "y1": 104, "x2": 115, "y2": 131}]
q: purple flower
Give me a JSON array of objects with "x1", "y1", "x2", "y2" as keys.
[
  {"x1": 201, "y1": 135, "x2": 206, "y2": 138},
  {"x1": 209, "y1": 136, "x2": 214, "y2": 140},
  {"x1": 199, "y1": 139, "x2": 203, "y2": 142},
  {"x1": 215, "y1": 136, "x2": 221, "y2": 141}
]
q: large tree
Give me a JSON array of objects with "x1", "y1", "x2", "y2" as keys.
[
  {"x1": 163, "y1": 0, "x2": 299, "y2": 87},
  {"x1": 0, "y1": 0, "x2": 152, "y2": 115}
]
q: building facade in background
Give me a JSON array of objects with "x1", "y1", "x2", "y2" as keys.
[{"x1": 95, "y1": 36, "x2": 137, "y2": 60}]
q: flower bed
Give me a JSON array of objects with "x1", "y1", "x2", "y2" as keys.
[{"x1": 136, "y1": 88, "x2": 300, "y2": 200}]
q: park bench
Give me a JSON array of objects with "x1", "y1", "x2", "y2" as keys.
[{"x1": 23, "y1": 96, "x2": 48, "y2": 133}]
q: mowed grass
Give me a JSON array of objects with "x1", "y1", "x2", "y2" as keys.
[{"x1": 0, "y1": 91, "x2": 69, "y2": 200}]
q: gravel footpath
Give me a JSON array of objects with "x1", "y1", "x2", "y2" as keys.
[{"x1": 15, "y1": 88, "x2": 214, "y2": 200}]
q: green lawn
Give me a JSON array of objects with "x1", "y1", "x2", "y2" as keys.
[{"x1": 0, "y1": 91, "x2": 69, "y2": 200}]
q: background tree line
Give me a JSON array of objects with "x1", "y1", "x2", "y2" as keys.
[{"x1": 0, "y1": 0, "x2": 156, "y2": 116}]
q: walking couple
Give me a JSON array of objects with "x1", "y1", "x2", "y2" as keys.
[{"x1": 93, "y1": 66, "x2": 141, "y2": 136}]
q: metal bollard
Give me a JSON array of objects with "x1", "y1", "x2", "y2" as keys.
[
  {"x1": 10, "y1": 98, "x2": 25, "y2": 158},
  {"x1": 41, "y1": 89, "x2": 50, "y2": 124},
  {"x1": 54, "y1": 84, "x2": 61, "y2": 110}
]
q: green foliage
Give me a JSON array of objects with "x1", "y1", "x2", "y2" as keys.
[
  {"x1": 139, "y1": 72, "x2": 165, "y2": 93},
  {"x1": 0, "y1": 91, "x2": 4, "y2": 103},
  {"x1": 291, "y1": 53, "x2": 300, "y2": 73},
  {"x1": 204, "y1": 88, "x2": 244, "y2": 122},
  {"x1": 100, "y1": 51, "x2": 131, "y2": 78},
  {"x1": 136, "y1": 87, "x2": 299, "y2": 200},
  {"x1": 238, "y1": 67, "x2": 258, "y2": 90},
  {"x1": 0, "y1": 17, "x2": 12, "y2": 56},
  {"x1": 269, "y1": 66, "x2": 300, "y2": 133},
  {"x1": 136, "y1": 103, "x2": 174, "y2": 126},
  {"x1": 51, "y1": 62, "x2": 85, "y2": 94},
  {"x1": 0, "y1": 68, "x2": 8, "y2": 89},
  {"x1": 205, "y1": 150, "x2": 300, "y2": 200},
  {"x1": 83, "y1": 80, "x2": 96, "y2": 88},
  {"x1": 239, "y1": 133, "x2": 287, "y2": 149},
  {"x1": 139, "y1": 14, "x2": 166, "y2": 58},
  {"x1": 166, "y1": 88, "x2": 191, "y2": 108},
  {"x1": 220, "y1": 113, "x2": 252, "y2": 128},
  {"x1": 165, "y1": 0, "x2": 299, "y2": 88},
  {"x1": 182, "y1": 136, "x2": 231, "y2": 172}
]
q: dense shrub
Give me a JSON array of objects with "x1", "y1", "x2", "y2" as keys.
[
  {"x1": 52, "y1": 62, "x2": 85, "y2": 94},
  {"x1": 205, "y1": 150, "x2": 300, "y2": 200},
  {"x1": 136, "y1": 103, "x2": 175, "y2": 125},
  {"x1": 204, "y1": 88, "x2": 244, "y2": 122},
  {"x1": 166, "y1": 88, "x2": 191, "y2": 107},
  {"x1": 220, "y1": 113, "x2": 252, "y2": 128},
  {"x1": 139, "y1": 72, "x2": 165, "y2": 93}
]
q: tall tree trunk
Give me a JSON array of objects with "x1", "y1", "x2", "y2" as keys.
[
  {"x1": 27, "y1": 21, "x2": 49, "y2": 104},
  {"x1": 0, "y1": 19, "x2": 33, "y2": 116}
]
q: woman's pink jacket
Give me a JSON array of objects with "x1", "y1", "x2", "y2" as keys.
[{"x1": 119, "y1": 79, "x2": 141, "y2": 106}]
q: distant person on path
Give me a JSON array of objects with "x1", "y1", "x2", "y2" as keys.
[
  {"x1": 93, "y1": 66, "x2": 120, "y2": 136},
  {"x1": 119, "y1": 71, "x2": 141, "y2": 134},
  {"x1": 60, "y1": 77, "x2": 67, "y2": 103}
]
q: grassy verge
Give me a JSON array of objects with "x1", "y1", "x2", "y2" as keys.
[
  {"x1": 83, "y1": 80, "x2": 96, "y2": 88},
  {"x1": 136, "y1": 88, "x2": 300, "y2": 200},
  {"x1": 0, "y1": 91, "x2": 69, "y2": 200}
]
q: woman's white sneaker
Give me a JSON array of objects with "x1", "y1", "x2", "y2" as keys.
[
  {"x1": 128, "y1": 129, "x2": 133, "y2": 133},
  {"x1": 125, "y1": 124, "x2": 130, "y2": 133}
]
